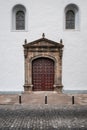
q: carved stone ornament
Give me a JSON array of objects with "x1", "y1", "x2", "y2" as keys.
[{"x1": 23, "y1": 35, "x2": 64, "y2": 93}]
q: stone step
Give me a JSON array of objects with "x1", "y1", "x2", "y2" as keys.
[{"x1": 0, "y1": 93, "x2": 87, "y2": 105}]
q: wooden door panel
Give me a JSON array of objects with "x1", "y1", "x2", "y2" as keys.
[{"x1": 32, "y1": 58, "x2": 54, "y2": 91}]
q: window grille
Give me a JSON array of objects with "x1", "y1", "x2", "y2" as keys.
[
  {"x1": 16, "y1": 11, "x2": 25, "y2": 30},
  {"x1": 66, "y1": 10, "x2": 75, "y2": 29}
]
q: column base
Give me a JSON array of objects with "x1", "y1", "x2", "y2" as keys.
[
  {"x1": 54, "y1": 84, "x2": 63, "y2": 93},
  {"x1": 24, "y1": 84, "x2": 33, "y2": 93}
]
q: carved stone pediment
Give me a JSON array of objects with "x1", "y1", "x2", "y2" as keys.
[{"x1": 23, "y1": 37, "x2": 64, "y2": 48}]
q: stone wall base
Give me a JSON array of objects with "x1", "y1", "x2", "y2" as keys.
[
  {"x1": 24, "y1": 84, "x2": 33, "y2": 93},
  {"x1": 54, "y1": 85, "x2": 63, "y2": 93},
  {"x1": 24, "y1": 84, "x2": 63, "y2": 93}
]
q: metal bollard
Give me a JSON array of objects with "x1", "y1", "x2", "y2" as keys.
[
  {"x1": 72, "y1": 96, "x2": 74, "y2": 104},
  {"x1": 19, "y1": 95, "x2": 22, "y2": 104},
  {"x1": 45, "y1": 95, "x2": 47, "y2": 104}
]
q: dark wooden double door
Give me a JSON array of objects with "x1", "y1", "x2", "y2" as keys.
[{"x1": 32, "y1": 58, "x2": 54, "y2": 91}]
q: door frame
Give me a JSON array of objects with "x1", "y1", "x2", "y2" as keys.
[{"x1": 23, "y1": 36, "x2": 64, "y2": 93}]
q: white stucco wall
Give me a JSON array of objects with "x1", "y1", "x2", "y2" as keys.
[{"x1": 0, "y1": 0, "x2": 87, "y2": 91}]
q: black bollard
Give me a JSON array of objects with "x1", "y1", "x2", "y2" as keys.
[
  {"x1": 72, "y1": 96, "x2": 74, "y2": 104},
  {"x1": 45, "y1": 95, "x2": 47, "y2": 104},
  {"x1": 19, "y1": 95, "x2": 22, "y2": 104}
]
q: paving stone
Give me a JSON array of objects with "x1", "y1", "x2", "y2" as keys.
[{"x1": 0, "y1": 105, "x2": 87, "y2": 129}]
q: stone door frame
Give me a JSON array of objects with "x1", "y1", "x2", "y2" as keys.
[{"x1": 23, "y1": 34, "x2": 64, "y2": 93}]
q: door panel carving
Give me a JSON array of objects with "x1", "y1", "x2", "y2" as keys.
[{"x1": 32, "y1": 58, "x2": 54, "y2": 91}]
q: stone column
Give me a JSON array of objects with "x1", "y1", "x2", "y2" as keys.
[
  {"x1": 23, "y1": 48, "x2": 32, "y2": 92},
  {"x1": 54, "y1": 48, "x2": 63, "y2": 93},
  {"x1": 57, "y1": 48, "x2": 63, "y2": 92}
]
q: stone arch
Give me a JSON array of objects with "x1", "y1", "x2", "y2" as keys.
[{"x1": 30, "y1": 55, "x2": 57, "y2": 63}]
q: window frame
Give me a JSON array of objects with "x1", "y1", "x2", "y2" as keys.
[
  {"x1": 64, "y1": 4, "x2": 79, "y2": 31},
  {"x1": 12, "y1": 4, "x2": 27, "y2": 31}
]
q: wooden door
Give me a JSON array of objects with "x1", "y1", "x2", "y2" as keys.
[{"x1": 32, "y1": 58, "x2": 54, "y2": 91}]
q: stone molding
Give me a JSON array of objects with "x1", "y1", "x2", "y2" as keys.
[{"x1": 23, "y1": 35, "x2": 64, "y2": 93}]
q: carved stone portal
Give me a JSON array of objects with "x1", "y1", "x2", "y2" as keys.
[{"x1": 23, "y1": 34, "x2": 64, "y2": 93}]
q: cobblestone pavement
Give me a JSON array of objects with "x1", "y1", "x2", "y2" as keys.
[{"x1": 0, "y1": 105, "x2": 87, "y2": 130}]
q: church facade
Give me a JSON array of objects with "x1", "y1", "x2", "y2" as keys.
[{"x1": 0, "y1": 0, "x2": 87, "y2": 92}]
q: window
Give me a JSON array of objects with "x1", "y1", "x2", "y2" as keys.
[
  {"x1": 65, "y1": 4, "x2": 79, "y2": 30},
  {"x1": 16, "y1": 11, "x2": 25, "y2": 30},
  {"x1": 66, "y1": 10, "x2": 75, "y2": 29},
  {"x1": 12, "y1": 4, "x2": 26, "y2": 31}
]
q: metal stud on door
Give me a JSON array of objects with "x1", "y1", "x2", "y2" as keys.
[{"x1": 32, "y1": 58, "x2": 54, "y2": 91}]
